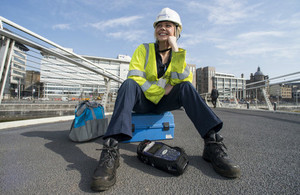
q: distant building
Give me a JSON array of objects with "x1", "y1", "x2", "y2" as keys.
[
  {"x1": 196, "y1": 66, "x2": 215, "y2": 95},
  {"x1": 24, "y1": 70, "x2": 41, "y2": 98},
  {"x1": 246, "y1": 67, "x2": 269, "y2": 101},
  {"x1": 0, "y1": 37, "x2": 29, "y2": 99},
  {"x1": 269, "y1": 84, "x2": 292, "y2": 99},
  {"x1": 187, "y1": 64, "x2": 196, "y2": 87},
  {"x1": 196, "y1": 66, "x2": 246, "y2": 100},
  {"x1": 213, "y1": 72, "x2": 246, "y2": 100},
  {"x1": 40, "y1": 48, "x2": 130, "y2": 99},
  {"x1": 290, "y1": 83, "x2": 300, "y2": 103},
  {"x1": 117, "y1": 54, "x2": 131, "y2": 62}
]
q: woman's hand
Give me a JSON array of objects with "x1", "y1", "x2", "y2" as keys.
[
  {"x1": 164, "y1": 84, "x2": 173, "y2": 95},
  {"x1": 168, "y1": 36, "x2": 178, "y2": 52}
]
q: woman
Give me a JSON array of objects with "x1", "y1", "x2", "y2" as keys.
[{"x1": 91, "y1": 8, "x2": 240, "y2": 192}]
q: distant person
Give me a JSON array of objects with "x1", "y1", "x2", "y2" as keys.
[
  {"x1": 211, "y1": 86, "x2": 219, "y2": 108},
  {"x1": 90, "y1": 8, "x2": 241, "y2": 192}
]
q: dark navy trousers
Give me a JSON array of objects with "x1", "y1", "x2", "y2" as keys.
[{"x1": 104, "y1": 79, "x2": 223, "y2": 141}]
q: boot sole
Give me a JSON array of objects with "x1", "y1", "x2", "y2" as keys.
[
  {"x1": 203, "y1": 156, "x2": 241, "y2": 178},
  {"x1": 91, "y1": 176, "x2": 116, "y2": 192},
  {"x1": 90, "y1": 162, "x2": 120, "y2": 192},
  {"x1": 212, "y1": 164, "x2": 241, "y2": 178}
]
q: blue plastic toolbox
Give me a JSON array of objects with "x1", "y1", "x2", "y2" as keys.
[{"x1": 123, "y1": 112, "x2": 175, "y2": 143}]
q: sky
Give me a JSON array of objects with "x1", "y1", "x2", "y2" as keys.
[{"x1": 1, "y1": 0, "x2": 299, "y2": 79}]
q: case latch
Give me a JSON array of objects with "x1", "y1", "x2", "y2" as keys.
[{"x1": 163, "y1": 122, "x2": 169, "y2": 130}]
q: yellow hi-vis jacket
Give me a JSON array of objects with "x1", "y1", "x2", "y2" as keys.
[{"x1": 127, "y1": 43, "x2": 193, "y2": 104}]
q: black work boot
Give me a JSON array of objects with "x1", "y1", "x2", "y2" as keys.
[
  {"x1": 91, "y1": 138, "x2": 120, "y2": 191},
  {"x1": 203, "y1": 133, "x2": 241, "y2": 178}
]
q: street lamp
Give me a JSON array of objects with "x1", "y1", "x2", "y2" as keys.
[
  {"x1": 277, "y1": 89, "x2": 280, "y2": 106},
  {"x1": 296, "y1": 90, "x2": 299, "y2": 105},
  {"x1": 18, "y1": 78, "x2": 21, "y2": 101}
]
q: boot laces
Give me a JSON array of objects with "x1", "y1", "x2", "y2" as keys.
[
  {"x1": 206, "y1": 141, "x2": 228, "y2": 158},
  {"x1": 96, "y1": 147, "x2": 117, "y2": 167}
]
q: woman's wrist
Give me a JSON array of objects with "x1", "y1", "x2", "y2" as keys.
[{"x1": 172, "y1": 45, "x2": 179, "y2": 52}]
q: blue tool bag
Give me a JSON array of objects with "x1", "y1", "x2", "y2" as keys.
[{"x1": 69, "y1": 100, "x2": 108, "y2": 142}]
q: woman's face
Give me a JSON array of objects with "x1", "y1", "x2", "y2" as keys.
[{"x1": 155, "y1": 21, "x2": 176, "y2": 42}]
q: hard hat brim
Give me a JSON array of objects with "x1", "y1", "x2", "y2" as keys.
[{"x1": 153, "y1": 20, "x2": 180, "y2": 28}]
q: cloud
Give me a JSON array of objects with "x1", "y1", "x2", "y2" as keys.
[
  {"x1": 88, "y1": 15, "x2": 145, "y2": 42},
  {"x1": 52, "y1": 23, "x2": 71, "y2": 30},
  {"x1": 237, "y1": 31, "x2": 285, "y2": 39},
  {"x1": 180, "y1": 30, "x2": 222, "y2": 48},
  {"x1": 214, "y1": 34, "x2": 300, "y2": 58},
  {"x1": 89, "y1": 15, "x2": 143, "y2": 30},
  {"x1": 77, "y1": 0, "x2": 135, "y2": 11},
  {"x1": 106, "y1": 30, "x2": 145, "y2": 42},
  {"x1": 272, "y1": 12, "x2": 300, "y2": 27},
  {"x1": 180, "y1": 33, "x2": 203, "y2": 48},
  {"x1": 187, "y1": 0, "x2": 262, "y2": 25}
]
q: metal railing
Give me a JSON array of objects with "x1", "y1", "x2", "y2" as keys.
[{"x1": 0, "y1": 16, "x2": 126, "y2": 113}]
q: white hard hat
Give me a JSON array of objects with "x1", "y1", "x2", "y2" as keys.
[{"x1": 153, "y1": 8, "x2": 182, "y2": 38}]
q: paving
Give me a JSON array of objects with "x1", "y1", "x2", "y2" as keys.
[{"x1": 0, "y1": 108, "x2": 299, "y2": 194}]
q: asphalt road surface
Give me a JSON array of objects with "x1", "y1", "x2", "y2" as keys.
[{"x1": 0, "y1": 108, "x2": 299, "y2": 194}]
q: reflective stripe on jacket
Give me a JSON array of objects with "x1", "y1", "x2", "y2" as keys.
[{"x1": 127, "y1": 43, "x2": 193, "y2": 104}]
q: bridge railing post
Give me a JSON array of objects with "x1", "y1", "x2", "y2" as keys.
[{"x1": 273, "y1": 102, "x2": 277, "y2": 111}]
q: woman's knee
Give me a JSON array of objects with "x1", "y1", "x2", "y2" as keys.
[
  {"x1": 123, "y1": 78, "x2": 136, "y2": 85},
  {"x1": 119, "y1": 79, "x2": 138, "y2": 90},
  {"x1": 180, "y1": 81, "x2": 195, "y2": 90}
]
